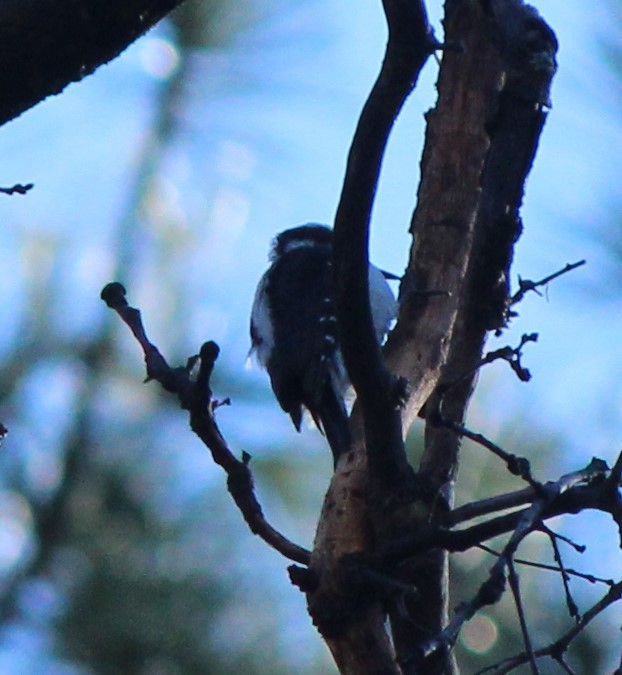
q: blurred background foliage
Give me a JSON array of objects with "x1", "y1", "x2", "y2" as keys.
[{"x1": 0, "y1": 0, "x2": 621, "y2": 673}]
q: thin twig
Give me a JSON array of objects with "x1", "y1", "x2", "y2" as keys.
[
  {"x1": 510, "y1": 260, "x2": 586, "y2": 306},
  {"x1": 0, "y1": 183, "x2": 33, "y2": 195},
  {"x1": 439, "y1": 334, "x2": 538, "y2": 394},
  {"x1": 448, "y1": 488, "x2": 535, "y2": 527},
  {"x1": 507, "y1": 559, "x2": 539, "y2": 674},
  {"x1": 553, "y1": 654, "x2": 576, "y2": 675},
  {"x1": 479, "y1": 580, "x2": 622, "y2": 674},
  {"x1": 477, "y1": 544, "x2": 614, "y2": 586},
  {"x1": 540, "y1": 524, "x2": 579, "y2": 621},
  {"x1": 478, "y1": 333, "x2": 537, "y2": 382},
  {"x1": 100, "y1": 282, "x2": 311, "y2": 566},
  {"x1": 538, "y1": 524, "x2": 585, "y2": 553},
  {"x1": 409, "y1": 460, "x2": 609, "y2": 662},
  {"x1": 434, "y1": 417, "x2": 540, "y2": 488}
]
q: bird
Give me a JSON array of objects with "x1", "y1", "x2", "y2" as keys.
[{"x1": 249, "y1": 224, "x2": 397, "y2": 465}]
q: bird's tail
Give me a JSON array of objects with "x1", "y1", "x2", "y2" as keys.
[{"x1": 316, "y1": 380, "x2": 351, "y2": 467}]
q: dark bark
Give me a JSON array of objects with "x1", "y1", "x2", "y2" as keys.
[
  {"x1": 387, "y1": 3, "x2": 506, "y2": 671},
  {"x1": 406, "y1": 1, "x2": 557, "y2": 672},
  {"x1": 313, "y1": 0, "x2": 557, "y2": 672},
  {"x1": 0, "y1": 0, "x2": 187, "y2": 126},
  {"x1": 307, "y1": 2, "x2": 437, "y2": 671},
  {"x1": 333, "y1": 0, "x2": 436, "y2": 486},
  {"x1": 100, "y1": 283, "x2": 310, "y2": 565}
]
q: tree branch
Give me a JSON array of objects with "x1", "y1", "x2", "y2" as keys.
[
  {"x1": 0, "y1": 0, "x2": 186, "y2": 126},
  {"x1": 382, "y1": 459, "x2": 612, "y2": 566},
  {"x1": 333, "y1": 0, "x2": 437, "y2": 482},
  {"x1": 510, "y1": 260, "x2": 586, "y2": 308},
  {"x1": 0, "y1": 183, "x2": 33, "y2": 195},
  {"x1": 411, "y1": 460, "x2": 608, "y2": 664},
  {"x1": 307, "y1": 3, "x2": 438, "y2": 671},
  {"x1": 432, "y1": 416, "x2": 540, "y2": 487},
  {"x1": 100, "y1": 282, "x2": 310, "y2": 566},
  {"x1": 448, "y1": 487, "x2": 536, "y2": 527},
  {"x1": 507, "y1": 558, "x2": 539, "y2": 674},
  {"x1": 478, "y1": 543, "x2": 615, "y2": 587},
  {"x1": 384, "y1": 2, "x2": 558, "y2": 669},
  {"x1": 482, "y1": 579, "x2": 622, "y2": 674}
]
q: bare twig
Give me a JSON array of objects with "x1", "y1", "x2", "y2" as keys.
[
  {"x1": 432, "y1": 416, "x2": 540, "y2": 488},
  {"x1": 477, "y1": 544, "x2": 614, "y2": 586},
  {"x1": 510, "y1": 260, "x2": 586, "y2": 306},
  {"x1": 448, "y1": 487, "x2": 535, "y2": 526},
  {"x1": 538, "y1": 525, "x2": 585, "y2": 553},
  {"x1": 540, "y1": 524, "x2": 580, "y2": 621},
  {"x1": 480, "y1": 580, "x2": 622, "y2": 674},
  {"x1": 478, "y1": 333, "x2": 538, "y2": 382},
  {"x1": 0, "y1": 183, "x2": 33, "y2": 195},
  {"x1": 507, "y1": 559, "x2": 539, "y2": 674},
  {"x1": 100, "y1": 282, "x2": 311, "y2": 566},
  {"x1": 553, "y1": 655, "x2": 576, "y2": 675},
  {"x1": 436, "y1": 333, "x2": 538, "y2": 397},
  {"x1": 401, "y1": 460, "x2": 610, "y2": 662}
]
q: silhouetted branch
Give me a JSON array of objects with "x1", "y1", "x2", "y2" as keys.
[
  {"x1": 506, "y1": 559, "x2": 538, "y2": 674},
  {"x1": 510, "y1": 260, "x2": 586, "y2": 307},
  {"x1": 540, "y1": 524, "x2": 580, "y2": 621},
  {"x1": 480, "y1": 580, "x2": 622, "y2": 674},
  {"x1": 333, "y1": 0, "x2": 438, "y2": 482},
  {"x1": 481, "y1": 333, "x2": 538, "y2": 382},
  {"x1": 431, "y1": 415, "x2": 540, "y2": 487},
  {"x1": 538, "y1": 523, "x2": 585, "y2": 553},
  {"x1": 448, "y1": 487, "x2": 535, "y2": 526},
  {"x1": 478, "y1": 543, "x2": 615, "y2": 587},
  {"x1": 100, "y1": 282, "x2": 311, "y2": 566},
  {"x1": 382, "y1": 459, "x2": 612, "y2": 566},
  {"x1": 303, "y1": 3, "x2": 445, "y2": 672},
  {"x1": 435, "y1": 333, "x2": 538, "y2": 397},
  {"x1": 407, "y1": 459, "x2": 611, "y2": 663},
  {"x1": 0, "y1": 0, "x2": 186, "y2": 127},
  {"x1": 0, "y1": 183, "x2": 33, "y2": 195}
]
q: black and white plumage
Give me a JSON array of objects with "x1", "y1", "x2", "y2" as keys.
[{"x1": 249, "y1": 224, "x2": 397, "y2": 464}]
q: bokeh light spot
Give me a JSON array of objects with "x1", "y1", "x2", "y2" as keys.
[
  {"x1": 0, "y1": 491, "x2": 33, "y2": 574},
  {"x1": 460, "y1": 614, "x2": 498, "y2": 654},
  {"x1": 139, "y1": 37, "x2": 179, "y2": 80}
]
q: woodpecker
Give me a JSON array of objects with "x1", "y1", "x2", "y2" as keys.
[{"x1": 249, "y1": 224, "x2": 397, "y2": 465}]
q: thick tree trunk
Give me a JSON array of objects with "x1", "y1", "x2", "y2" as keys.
[{"x1": 309, "y1": 0, "x2": 557, "y2": 672}]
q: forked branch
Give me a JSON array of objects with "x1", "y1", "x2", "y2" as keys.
[
  {"x1": 479, "y1": 580, "x2": 622, "y2": 674},
  {"x1": 100, "y1": 282, "x2": 310, "y2": 566}
]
